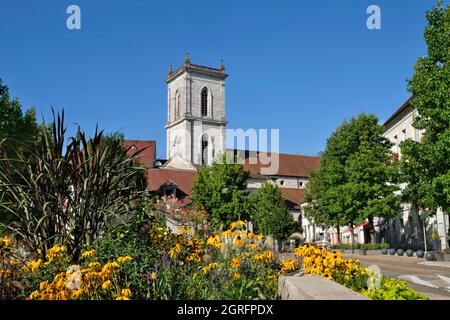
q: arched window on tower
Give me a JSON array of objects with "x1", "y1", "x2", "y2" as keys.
[
  {"x1": 211, "y1": 137, "x2": 215, "y2": 162},
  {"x1": 201, "y1": 88, "x2": 208, "y2": 117},
  {"x1": 201, "y1": 134, "x2": 208, "y2": 165},
  {"x1": 174, "y1": 91, "x2": 180, "y2": 120},
  {"x1": 177, "y1": 91, "x2": 181, "y2": 119}
]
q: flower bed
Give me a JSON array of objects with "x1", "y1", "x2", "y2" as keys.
[
  {"x1": 1, "y1": 223, "x2": 428, "y2": 300},
  {"x1": 294, "y1": 245, "x2": 428, "y2": 300}
]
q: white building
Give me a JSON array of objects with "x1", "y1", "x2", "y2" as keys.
[{"x1": 382, "y1": 98, "x2": 449, "y2": 250}]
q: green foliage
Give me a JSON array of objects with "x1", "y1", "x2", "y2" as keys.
[
  {"x1": 0, "y1": 110, "x2": 147, "y2": 262},
  {"x1": 330, "y1": 243, "x2": 389, "y2": 250},
  {"x1": 249, "y1": 182, "x2": 296, "y2": 240},
  {"x1": 0, "y1": 79, "x2": 41, "y2": 157},
  {"x1": 432, "y1": 228, "x2": 441, "y2": 241},
  {"x1": 305, "y1": 114, "x2": 400, "y2": 239},
  {"x1": 401, "y1": 1, "x2": 450, "y2": 215},
  {"x1": 93, "y1": 203, "x2": 164, "y2": 298},
  {"x1": 362, "y1": 277, "x2": 429, "y2": 300},
  {"x1": 0, "y1": 80, "x2": 43, "y2": 225},
  {"x1": 192, "y1": 152, "x2": 250, "y2": 230}
]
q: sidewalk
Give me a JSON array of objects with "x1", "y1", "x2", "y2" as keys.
[{"x1": 418, "y1": 261, "x2": 450, "y2": 268}]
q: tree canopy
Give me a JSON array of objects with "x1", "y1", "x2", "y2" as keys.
[
  {"x1": 192, "y1": 152, "x2": 250, "y2": 230},
  {"x1": 249, "y1": 181, "x2": 296, "y2": 241},
  {"x1": 305, "y1": 114, "x2": 400, "y2": 242},
  {"x1": 0, "y1": 79, "x2": 41, "y2": 157},
  {"x1": 401, "y1": 0, "x2": 450, "y2": 215}
]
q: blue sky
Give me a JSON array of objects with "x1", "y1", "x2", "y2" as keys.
[{"x1": 0, "y1": 0, "x2": 446, "y2": 158}]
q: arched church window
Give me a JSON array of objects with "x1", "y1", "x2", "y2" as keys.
[
  {"x1": 177, "y1": 92, "x2": 181, "y2": 119},
  {"x1": 211, "y1": 137, "x2": 215, "y2": 161},
  {"x1": 201, "y1": 135, "x2": 208, "y2": 165},
  {"x1": 201, "y1": 88, "x2": 208, "y2": 117},
  {"x1": 174, "y1": 91, "x2": 180, "y2": 120}
]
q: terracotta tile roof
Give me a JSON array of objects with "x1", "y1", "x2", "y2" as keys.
[
  {"x1": 146, "y1": 168, "x2": 197, "y2": 197},
  {"x1": 123, "y1": 140, "x2": 156, "y2": 168},
  {"x1": 281, "y1": 188, "x2": 306, "y2": 210},
  {"x1": 234, "y1": 150, "x2": 320, "y2": 178}
]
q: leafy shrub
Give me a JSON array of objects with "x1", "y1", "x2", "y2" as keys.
[
  {"x1": 0, "y1": 111, "x2": 147, "y2": 262},
  {"x1": 362, "y1": 277, "x2": 429, "y2": 300},
  {"x1": 330, "y1": 243, "x2": 389, "y2": 250}
]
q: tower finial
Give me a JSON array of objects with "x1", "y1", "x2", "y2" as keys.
[
  {"x1": 168, "y1": 64, "x2": 173, "y2": 76},
  {"x1": 184, "y1": 52, "x2": 191, "y2": 65},
  {"x1": 219, "y1": 59, "x2": 225, "y2": 71}
]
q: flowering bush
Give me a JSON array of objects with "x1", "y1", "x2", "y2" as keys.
[
  {"x1": 294, "y1": 245, "x2": 428, "y2": 300},
  {"x1": 1, "y1": 218, "x2": 428, "y2": 300},
  {"x1": 154, "y1": 196, "x2": 209, "y2": 235}
]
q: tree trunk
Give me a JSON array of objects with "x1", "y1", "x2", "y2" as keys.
[
  {"x1": 368, "y1": 216, "x2": 376, "y2": 244},
  {"x1": 336, "y1": 225, "x2": 341, "y2": 245},
  {"x1": 351, "y1": 222, "x2": 355, "y2": 254}
]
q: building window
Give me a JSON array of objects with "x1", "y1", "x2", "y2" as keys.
[
  {"x1": 201, "y1": 88, "x2": 208, "y2": 117},
  {"x1": 176, "y1": 92, "x2": 181, "y2": 119},
  {"x1": 201, "y1": 135, "x2": 208, "y2": 165},
  {"x1": 211, "y1": 137, "x2": 215, "y2": 161}
]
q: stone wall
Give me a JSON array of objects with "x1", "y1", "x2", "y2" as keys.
[{"x1": 278, "y1": 272, "x2": 369, "y2": 300}]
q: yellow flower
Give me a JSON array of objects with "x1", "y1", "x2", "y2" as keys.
[
  {"x1": 117, "y1": 256, "x2": 133, "y2": 264},
  {"x1": 230, "y1": 220, "x2": 245, "y2": 230},
  {"x1": 121, "y1": 288, "x2": 132, "y2": 297},
  {"x1": 149, "y1": 272, "x2": 157, "y2": 281},
  {"x1": 232, "y1": 273, "x2": 241, "y2": 280},
  {"x1": 231, "y1": 258, "x2": 241, "y2": 268},
  {"x1": 46, "y1": 245, "x2": 66, "y2": 262},
  {"x1": 29, "y1": 291, "x2": 41, "y2": 300},
  {"x1": 280, "y1": 259, "x2": 298, "y2": 274},
  {"x1": 116, "y1": 296, "x2": 130, "y2": 300},
  {"x1": 262, "y1": 250, "x2": 275, "y2": 262},
  {"x1": 72, "y1": 289, "x2": 84, "y2": 299},
  {"x1": 181, "y1": 226, "x2": 190, "y2": 234},
  {"x1": 247, "y1": 243, "x2": 259, "y2": 250},
  {"x1": 25, "y1": 259, "x2": 42, "y2": 272},
  {"x1": 88, "y1": 261, "x2": 101, "y2": 270},
  {"x1": 202, "y1": 262, "x2": 219, "y2": 274},
  {"x1": 81, "y1": 249, "x2": 96, "y2": 259},
  {"x1": 1, "y1": 237, "x2": 13, "y2": 247},
  {"x1": 39, "y1": 281, "x2": 48, "y2": 291},
  {"x1": 222, "y1": 229, "x2": 233, "y2": 237},
  {"x1": 101, "y1": 261, "x2": 120, "y2": 274},
  {"x1": 206, "y1": 235, "x2": 223, "y2": 248},
  {"x1": 169, "y1": 243, "x2": 182, "y2": 258},
  {"x1": 101, "y1": 280, "x2": 113, "y2": 290},
  {"x1": 233, "y1": 238, "x2": 243, "y2": 248}
]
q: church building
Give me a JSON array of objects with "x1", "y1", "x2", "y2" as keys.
[{"x1": 124, "y1": 55, "x2": 320, "y2": 222}]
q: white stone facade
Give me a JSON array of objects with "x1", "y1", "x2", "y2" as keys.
[
  {"x1": 382, "y1": 100, "x2": 448, "y2": 250},
  {"x1": 166, "y1": 56, "x2": 227, "y2": 166}
]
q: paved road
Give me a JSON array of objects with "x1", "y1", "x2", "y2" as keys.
[{"x1": 343, "y1": 254, "x2": 450, "y2": 300}]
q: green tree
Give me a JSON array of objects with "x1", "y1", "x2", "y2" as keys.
[
  {"x1": 401, "y1": 1, "x2": 450, "y2": 220},
  {"x1": 249, "y1": 181, "x2": 296, "y2": 241},
  {"x1": 0, "y1": 79, "x2": 41, "y2": 157},
  {"x1": 0, "y1": 80, "x2": 43, "y2": 228},
  {"x1": 305, "y1": 114, "x2": 400, "y2": 244},
  {"x1": 192, "y1": 152, "x2": 250, "y2": 230}
]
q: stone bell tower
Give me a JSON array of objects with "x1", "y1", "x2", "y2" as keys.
[{"x1": 165, "y1": 53, "x2": 228, "y2": 167}]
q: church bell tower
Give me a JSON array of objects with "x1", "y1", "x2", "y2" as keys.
[{"x1": 165, "y1": 54, "x2": 228, "y2": 167}]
